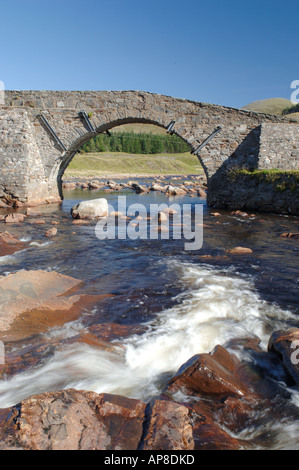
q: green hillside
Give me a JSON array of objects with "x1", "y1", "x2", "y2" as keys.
[
  {"x1": 242, "y1": 98, "x2": 293, "y2": 115},
  {"x1": 64, "y1": 152, "x2": 202, "y2": 177}
]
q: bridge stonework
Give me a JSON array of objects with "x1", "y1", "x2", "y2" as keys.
[{"x1": 0, "y1": 90, "x2": 298, "y2": 207}]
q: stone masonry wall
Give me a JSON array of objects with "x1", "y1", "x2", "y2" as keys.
[
  {"x1": 259, "y1": 123, "x2": 299, "y2": 171},
  {"x1": 208, "y1": 171, "x2": 299, "y2": 215},
  {"x1": 0, "y1": 90, "x2": 298, "y2": 207},
  {"x1": 0, "y1": 108, "x2": 57, "y2": 204}
]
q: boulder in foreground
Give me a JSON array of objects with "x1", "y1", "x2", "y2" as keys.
[
  {"x1": 0, "y1": 270, "x2": 82, "y2": 335},
  {"x1": 0, "y1": 390, "x2": 146, "y2": 450},
  {"x1": 71, "y1": 198, "x2": 108, "y2": 219},
  {"x1": 0, "y1": 345, "x2": 266, "y2": 450}
]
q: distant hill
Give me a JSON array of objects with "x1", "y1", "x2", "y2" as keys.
[{"x1": 242, "y1": 98, "x2": 293, "y2": 115}]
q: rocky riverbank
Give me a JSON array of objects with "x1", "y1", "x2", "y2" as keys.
[
  {"x1": 62, "y1": 174, "x2": 207, "y2": 199},
  {"x1": 0, "y1": 330, "x2": 298, "y2": 450}
]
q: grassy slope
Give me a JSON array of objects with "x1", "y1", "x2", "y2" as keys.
[
  {"x1": 64, "y1": 152, "x2": 202, "y2": 177},
  {"x1": 111, "y1": 123, "x2": 168, "y2": 135},
  {"x1": 285, "y1": 111, "x2": 299, "y2": 121},
  {"x1": 242, "y1": 98, "x2": 293, "y2": 115},
  {"x1": 64, "y1": 123, "x2": 202, "y2": 178}
]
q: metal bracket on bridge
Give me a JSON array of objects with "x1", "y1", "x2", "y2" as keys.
[
  {"x1": 191, "y1": 126, "x2": 222, "y2": 155},
  {"x1": 38, "y1": 114, "x2": 67, "y2": 152},
  {"x1": 166, "y1": 120, "x2": 176, "y2": 135},
  {"x1": 78, "y1": 110, "x2": 96, "y2": 133}
]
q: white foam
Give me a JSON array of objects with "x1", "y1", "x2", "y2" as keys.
[
  {"x1": 29, "y1": 241, "x2": 52, "y2": 247},
  {"x1": 0, "y1": 260, "x2": 296, "y2": 449}
]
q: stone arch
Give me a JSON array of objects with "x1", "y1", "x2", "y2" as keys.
[{"x1": 56, "y1": 116, "x2": 196, "y2": 199}]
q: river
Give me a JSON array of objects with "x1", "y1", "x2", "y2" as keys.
[{"x1": 0, "y1": 177, "x2": 298, "y2": 449}]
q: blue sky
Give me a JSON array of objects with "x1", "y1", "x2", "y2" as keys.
[{"x1": 0, "y1": 0, "x2": 298, "y2": 108}]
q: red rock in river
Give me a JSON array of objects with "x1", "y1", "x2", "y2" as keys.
[
  {"x1": 140, "y1": 399, "x2": 194, "y2": 450},
  {"x1": 0, "y1": 345, "x2": 266, "y2": 450},
  {"x1": 166, "y1": 345, "x2": 252, "y2": 398},
  {"x1": 268, "y1": 328, "x2": 299, "y2": 385},
  {"x1": 0, "y1": 270, "x2": 111, "y2": 341},
  {"x1": 0, "y1": 231, "x2": 26, "y2": 257},
  {"x1": 0, "y1": 390, "x2": 147, "y2": 450},
  {"x1": 189, "y1": 401, "x2": 248, "y2": 450}
]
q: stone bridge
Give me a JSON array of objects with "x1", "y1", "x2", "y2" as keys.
[{"x1": 0, "y1": 90, "x2": 298, "y2": 207}]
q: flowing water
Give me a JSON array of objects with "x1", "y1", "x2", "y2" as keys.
[{"x1": 0, "y1": 178, "x2": 298, "y2": 449}]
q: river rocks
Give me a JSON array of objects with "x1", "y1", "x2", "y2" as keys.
[
  {"x1": 0, "y1": 344, "x2": 261, "y2": 450},
  {"x1": 165, "y1": 185, "x2": 186, "y2": 196},
  {"x1": 0, "y1": 389, "x2": 195, "y2": 450},
  {"x1": 4, "y1": 213, "x2": 26, "y2": 224},
  {"x1": 89, "y1": 181, "x2": 102, "y2": 190},
  {"x1": 131, "y1": 183, "x2": 147, "y2": 193},
  {"x1": 62, "y1": 182, "x2": 77, "y2": 190},
  {"x1": 25, "y1": 208, "x2": 42, "y2": 217},
  {"x1": 190, "y1": 401, "x2": 246, "y2": 450},
  {"x1": 140, "y1": 399, "x2": 194, "y2": 450},
  {"x1": 71, "y1": 198, "x2": 109, "y2": 219},
  {"x1": 0, "y1": 270, "x2": 82, "y2": 336},
  {"x1": 0, "y1": 390, "x2": 147, "y2": 450},
  {"x1": 0, "y1": 339, "x2": 279, "y2": 450},
  {"x1": 268, "y1": 328, "x2": 299, "y2": 385},
  {"x1": 29, "y1": 219, "x2": 46, "y2": 225},
  {"x1": 280, "y1": 232, "x2": 299, "y2": 239},
  {"x1": 226, "y1": 246, "x2": 253, "y2": 254},
  {"x1": 0, "y1": 231, "x2": 26, "y2": 257},
  {"x1": 163, "y1": 345, "x2": 265, "y2": 450},
  {"x1": 150, "y1": 183, "x2": 166, "y2": 192},
  {"x1": 45, "y1": 227, "x2": 57, "y2": 237},
  {"x1": 157, "y1": 211, "x2": 168, "y2": 223},
  {"x1": 231, "y1": 210, "x2": 249, "y2": 217},
  {"x1": 210, "y1": 212, "x2": 221, "y2": 217},
  {"x1": 166, "y1": 345, "x2": 250, "y2": 398},
  {"x1": 198, "y1": 188, "x2": 207, "y2": 198},
  {"x1": 0, "y1": 200, "x2": 10, "y2": 209},
  {"x1": 72, "y1": 219, "x2": 90, "y2": 225}
]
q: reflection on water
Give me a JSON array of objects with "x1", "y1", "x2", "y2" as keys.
[{"x1": 0, "y1": 179, "x2": 298, "y2": 449}]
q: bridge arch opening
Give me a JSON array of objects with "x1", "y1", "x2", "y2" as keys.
[{"x1": 58, "y1": 118, "x2": 205, "y2": 199}]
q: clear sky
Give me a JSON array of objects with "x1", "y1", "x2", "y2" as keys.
[{"x1": 0, "y1": 0, "x2": 298, "y2": 108}]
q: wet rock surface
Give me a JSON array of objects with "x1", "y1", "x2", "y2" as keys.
[
  {"x1": 0, "y1": 341, "x2": 289, "y2": 450},
  {"x1": 0, "y1": 390, "x2": 146, "y2": 450},
  {"x1": 0, "y1": 231, "x2": 27, "y2": 257},
  {"x1": 165, "y1": 345, "x2": 252, "y2": 398},
  {"x1": 268, "y1": 328, "x2": 299, "y2": 385}
]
